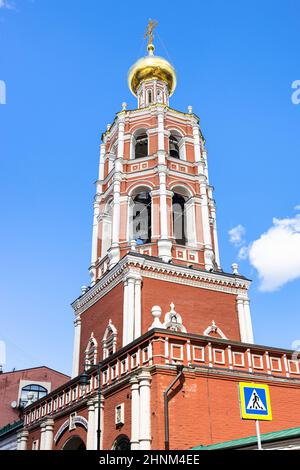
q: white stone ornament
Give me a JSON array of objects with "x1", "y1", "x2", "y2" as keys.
[
  {"x1": 164, "y1": 303, "x2": 187, "y2": 332},
  {"x1": 231, "y1": 263, "x2": 239, "y2": 275},
  {"x1": 149, "y1": 305, "x2": 163, "y2": 329}
]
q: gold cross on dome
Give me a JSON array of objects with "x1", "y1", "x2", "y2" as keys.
[{"x1": 144, "y1": 18, "x2": 158, "y2": 45}]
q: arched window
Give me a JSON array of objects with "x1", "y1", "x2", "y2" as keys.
[
  {"x1": 85, "y1": 333, "x2": 98, "y2": 368},
  {"x1": 20, "y1": 384, "x2": 48, "y2": 408},
  {"x1": 132, "y1": 191, "x2": 151, "y2": 243},
  {"x1": 102, "y1": 320, "x2": 117, "y2": 359},
  {"x1": 112, "y1": 434, "x2": 131, "y2": 450},
  {"x1": 169, "y1": 135, "x2": 180, "y2": 158},
  {"x1": 134, "y1": 133, "x2": 148, "y2": 159},
  {"x1": 172, "y1": 193, "x2": 186, "y2": 245}
]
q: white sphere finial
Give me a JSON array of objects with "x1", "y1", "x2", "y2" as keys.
[
  {"x1": 188, "y1": 105, "x2": 193, "y2": 114},
  {"x1": 149, "y1": 305, "x2": 163, "y2": 330},
  {"x1": 122, "y1": 102, "x2": 127, "y2": 111},
  {"x1": 231, "y1": 263, "x2": 239, "y2": 275}
]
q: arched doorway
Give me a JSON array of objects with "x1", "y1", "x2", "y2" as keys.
[
  {"x1": 62, "y1": 436, "x2": 86, "y2": 450},
  {"x1": 112, "y1": 434, "x2": 131, "y2": 450}
]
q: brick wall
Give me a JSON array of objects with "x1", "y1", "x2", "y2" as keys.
[
  {"x1": 0, "y1": 367, "x2": 69, "y2": 428},
  {"x1": 141, "y1": 277, "x2": 241, "y2": 341}
]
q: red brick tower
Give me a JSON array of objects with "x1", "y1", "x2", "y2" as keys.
[{"x1": 22, "y1": 23, "x2": 300, "y2": 452}]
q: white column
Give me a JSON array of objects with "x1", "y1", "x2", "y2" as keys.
[
  {"x1": 210, "y1": 204, "x2": 221, "y2": 268},
  {"x1": 117, "y1": 119, "x2": 125, "y2": 160},
  {"x1": 18, "y1": 430, "x2": 29, "y2": 451},
  {"x1": 122, "y1": 279, "x2": 129, "y2": 346},
  {"x1": 100, "y1": 396, "x2": 104, "y2": 450},
  {"x1": 199, "y1": 178, "x2": 213, "y2": 270},
  {"x1": 130, "y1": 376, "x2": 140, "y2": 450},
  {"x1": 90, "y1": 195, "x2": 101, "y2": 285},
  {"x1": 98, "y1": 143, "x2": 106, "y2": 181},
  {"x1": 109, "y1": 175, "x2": 122, "y2": 267},
  {"x1": 157, "y1": 109, "x2": 165, "y2": 159},
  {"x1": 71, "y1": 316, "x2": 81, "y2": 378},
  {"x1": 185, "y1": 198, "x2": 197, "y2": 247},
  {"x1": 157, "y1": 168, "x2": 172, "y2": 262},
  {"x1": 244, "y1": 298, "x2": 254, "y2": 343},
  {"x1": 40, "y1": 422, "x2": 46, "y2": 450},
  {"x1": 237, "y1": 296, "x2": 248, "y2": 342},
  {"x1": 43, "y1": 419, "x2": 54, "y2": 450},
  {"x1": 134, "y1": 278, "x2": 142, "y2": 339},
  {"x1": 192, "y1": 121, "x2": 201, "y2": 162},
  {"x1": 138, "y1": 370, "x2": 152, "y2": 450},
  {"x1": 92, "y1": 396, "x2": 104, "y2": 450},
  {"x1": 87, "y1": 399, "x2": 95, "y2": 450},
  {"x1": 127, "y1": 277, "x2": 135, "y2": 344}
]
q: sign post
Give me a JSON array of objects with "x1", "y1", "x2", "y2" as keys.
[{"x1": 238, "y1": 382, "x2": 272, "y2": 450}]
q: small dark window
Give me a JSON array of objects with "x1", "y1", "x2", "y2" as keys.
[
  {"x1": 147, "y1": 90, "x2": 152, "y2": 104},
  {"x1": 173, "y1": 194, "x2": 186, "y2": 245},
  {"x1": 169, "y1": 135, "x2": 180, "y2": 159},
  {"x1": 135, "y1": 134, "x2": 148, "y2": 159}
]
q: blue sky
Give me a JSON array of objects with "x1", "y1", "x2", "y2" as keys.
[{"x1": 0, "y1": 0, "x2": 299, "y2": 375}]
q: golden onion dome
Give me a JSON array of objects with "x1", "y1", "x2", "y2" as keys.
[{"x1": 128, "y1": 44, "x2": 177, "y2": 97}]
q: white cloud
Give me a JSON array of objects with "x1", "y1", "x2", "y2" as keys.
[
  {"x1": 294, "y1": 205, "x2": 300, "y2": 210},
  {"x1": 238, "y1": 245, "x2": 249, "y2": 260},
  {"x1": 228, "y1": 224, "x2": 246, "y2": 247},
  {"x1": 248, "y1": 215, "x2": 300, "y2": 292}
]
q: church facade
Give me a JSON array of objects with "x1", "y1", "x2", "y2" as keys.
[{"x1": 20, "y1": 27, "x2": 300, "y2": 451}]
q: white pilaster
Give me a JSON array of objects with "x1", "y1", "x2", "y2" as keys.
[
  {"x1": 130, "y1": 376, "x2": 140, "y2": 450},
  {"x1": 98, "y1": 143, "x2": 106, "y2": 182},
  {"x1": 127, "y1": 276, "x2": 135, "y2": 344},
  {"x1": 90, "y1": 195, "x2": 101, "y2": 285},
  {"x1": 192, "y1": 121, "x2": 201, "y2": 162},
  {"x1": 71, "y1": 315, "x2": 81, "y2": 378},
  {"x1": 199, "y1": 177, "x2": 213, "y2": 270},
  {"x1": 134, "y1": 278, "x2": 142, "y2": 339},
  {"x1": 244, "y1": 298, "x2": 254, "y2": 343},
  {"x1": 210, "y1": 204, "x2": 221, "y2": 268},
  {"x1": 122, "y1": 279, "x2": 129, "y2": 346},
  {"x1": 157, "y1": 108, "x2": 165, "y2": 158},
  {"x1": 87, "y1": 399, "x2": 95, "y2": 450},
  {"x1": 157, "y1": 168, "x2": 172, "y2": 262},
  {"x1": 185, "y1": 197, "x2": 197, "y2": 247},
  {"x1": 237, "y1": 295, "x2": 248, "y2": 343},
  {"x1": 109, "y1": 175, "x2": 122, "y2": 268},
  {"x1": 138, "y1": 370, "x2": 152, "y2": 450}
]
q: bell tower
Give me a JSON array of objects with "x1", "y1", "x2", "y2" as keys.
[
  {"x1": 89, "y1": 22, "x2": 220, "y2": 284},
  {"x1": 71, "y1": 22, "x2": 253, "y2": 379}
]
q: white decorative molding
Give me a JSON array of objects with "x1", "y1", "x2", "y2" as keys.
[
  {"x1": 203, "y1": 320, "x2": 227, "y2": 339},
  {"x1": 102, "y1": 320, "x2": 117, "y2": 359}
]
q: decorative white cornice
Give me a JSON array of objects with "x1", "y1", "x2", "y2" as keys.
[{"x1": 72, "y1": 254, "x2": 250, "y2": 316}]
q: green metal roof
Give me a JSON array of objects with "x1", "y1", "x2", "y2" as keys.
[
  {"x1": 192, "y1": 426, "x2": 300, "y2": 450},
  {"x1": 0, "y1": 420, "x2": 23, "y2": 438}
]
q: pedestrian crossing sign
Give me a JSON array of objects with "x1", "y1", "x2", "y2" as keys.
[{"x1": 239, "y1": 382, "x2": 272, "y2": 421}]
